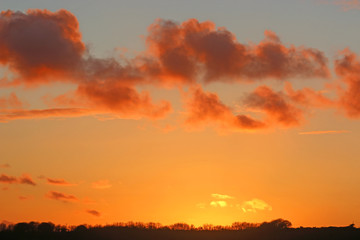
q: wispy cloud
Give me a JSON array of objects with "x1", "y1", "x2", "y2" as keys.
[
  {"x1": 0, "y1": 164, "x2": 10, "y2": 168},
  {"x1": 299, "y1": 130, "x2": 350, "y2": 135},
  {"x1": 46, "y1": 191, "x2": 78, "y2": 202},
  {"x1": 46, "y1": 178, "x2": 76, "y2": 186},
  {"x1": 87, "y1": 209, "x2": 101, "y2": 217}
]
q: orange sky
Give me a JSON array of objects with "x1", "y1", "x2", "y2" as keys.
[{"x1": 1, "y1": 1, "x2": 360, "y2": 228}]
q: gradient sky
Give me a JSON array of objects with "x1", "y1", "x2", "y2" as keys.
[{"x1": 1, "y1": 0, "x2": 360, "y2": 228}]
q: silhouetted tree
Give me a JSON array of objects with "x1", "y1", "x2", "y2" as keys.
[
  {"x1": 37, "y1": 222, "x2": 55, "y2": 233},
  {"x1": 74, "y1": 224, "x2": 87, "y2": 232},
  {"x1": 260, "y1": 218, "x2": 292, "y2": 231}
]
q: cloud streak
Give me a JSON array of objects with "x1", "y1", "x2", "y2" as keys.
[
  {"x1": 299, "y1": 130, "x2": 349, "y2": 135},
  {"x1": 46, "y1": 191, "x2": 78, "y2": 202},
  {"x1": 46, "y1": 178, "x2": 75, "y2": 186},
  {"x1": 87, "y1": 209, "x2": 101, "y2": 217}
]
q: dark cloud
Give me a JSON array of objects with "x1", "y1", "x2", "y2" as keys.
[{"x1": 46, "y1": 191, "x2": 78, "y2": 202}]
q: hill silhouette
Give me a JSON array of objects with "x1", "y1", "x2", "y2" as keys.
[{"x1": 0, "y1": 219, "x2": 359, "y2": 240}]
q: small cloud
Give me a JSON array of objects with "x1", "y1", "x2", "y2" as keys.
[
  {"x1": 92, "y1": 180, "x2": 112, "y2": 189},
  {"x1": 211, "y1": 193, "x2": 235, "y2": 199},
  {"x1": 46, "y1": 191, "x2": 78, "y2": 203},
  {"x1": 0, "y1": 174, "x2": 17, "y2": 184},
  {"x1": 0, "y1": 173, "x2": 36, "y2": 186},
  {"x1": 0, "y1": 164, "x2": 10, "y2": 168},
  {"x1": 19, "y1": 174, "x2": 36, "y2": 186},
  {"x1": 299, "y1": 130, "x2": 350, "y2": 135},
  {"x1": 87, "y1": 209, "x2": 101, "y2": 217},
  {"x1": 240, "y1": 198, "x2": 272, "y2": 212},
  {"x1": 210, "y1": 200, "x2": 227, "y2": 208},
  {"x1": 2, "y1": 187, "x2": 9, "y2": 191},
  {"x1": 46, "y1": 178, "x2": 75, "y2": 186}
]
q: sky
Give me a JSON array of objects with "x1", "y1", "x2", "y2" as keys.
[{"x1": 1, "y1": 0, "x2": 360, "y2": 228}]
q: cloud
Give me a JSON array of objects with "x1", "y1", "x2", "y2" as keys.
[
  {"x1": 92, "y1": 180, "x2": 112, "y2": 189},
  {"x1": 240, "y1": 198, "x2": 272, "y2": 212},
  {"x1": 0, "y1": 10, "x2": 335, "y2": 126},
  {"x1": 210, "y1": 200, "x2": 227, "y2": 208},
  {"x1": 46, "y1": 191, "x2": 78, "y2": 202},
  {"x1": 334, "y1": 49, "x2": 360, "y2": 118},
  {"x1": 243, "y1": 86, "x2": 304, "y2": 126},
  {"x1": 0, "y1": 164, "x2": 10, "y2": 168},
  {"x1": 0, "y1": 9, "x2": 85, "y2": 84},
  {"x1": 0, "y1": 173, "x2": 36, "y2": 185},
  {"x1": 86, "y1": 209, "x2": 101, "y2": 217},
  {"x1": 211, "y1": 193, "x2": 235, "y2": 199},
  {"x1": 46, "y1": 178, "x2": 75, "y2": 186},
  {"x1": 0, "y1": 9, "x2": 172, "y2": 121},
  {"x1": 0, "y1": 174, "x2": 17, "y2": 184},
  {"x1": 284, "y1": 82, "x2": 335, "y2": 109},
  {"x1": 0, "y1": 108, "x2": 91, "y2": 122},
  {"x1": 184, "y1": 86, "x2": 265, "y2": 131},
  {"x1": 299, "y1": 130, "x2": 349, "y2": 135},
  {"x1": 19, "y1": 174, "x2": 36, "y2": 186},
  {"x1": 144, "y1": 19, "x2": 329, "y2": 84}
]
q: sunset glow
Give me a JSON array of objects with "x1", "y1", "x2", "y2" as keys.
[{"x1": 1, "y1": 0, "x2": 360, "y2": 229}]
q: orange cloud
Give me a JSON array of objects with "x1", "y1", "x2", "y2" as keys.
[
  {"x1": 68, "y1": 82, "x2": 171, "y2": 119},
  {"x1": 284, "y1": 82, "x2": 335, "y2": 109},
  {"x1": 46, "y1": 191, "x2": 78, "y2": 202},
  {"x1": 46, "y1": 178, "x2": 75, "y2": 186},
  {"x1": 0, "y1": 173, "x2": 36, "y2": 185},
  {"x1": 184, "y1": 86, "x2": 265, "y2": 131},
  {"x1": 0, "y1": 174, "x2": 17, "y2": 184},
  {"x1": 0, "y1": 9, "x2": 171, "y2": 121},
  {"x1": 0, "y1": 9, "x2": 85, "y2": 85},
  {"x1": 87, "y1": 209, "x2": 101, "y2": 217},
  {"x1": 299, "y1": 130, "x2": 349, "y2": 135},
  {"x1": 0, "y1": 108, "x2": 91, "y2": 122},
  {"x1": 334, "y1": 49, "x2": 360, "y2": 118},
  {"x1": 19, "y1": 174, "x2": 36, "y2": 186},
  {"x1": 244, "y1": 86, "x2": 304, "y2": 126},
  {"x1": 144, "y1": 19, "x2": 329, "y2": 84}
]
